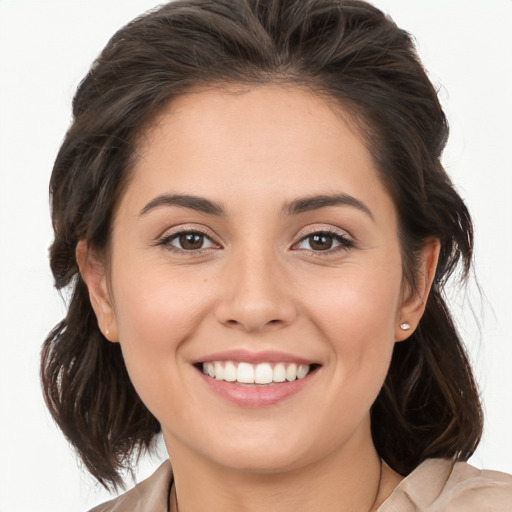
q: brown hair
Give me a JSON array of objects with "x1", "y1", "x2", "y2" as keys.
[{"x1": 41, "y1": 0, "x2": 483, "y2": 490}]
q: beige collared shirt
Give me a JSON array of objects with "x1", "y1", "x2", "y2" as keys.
[{"x1": 89, "y1": 458, "x2": 512, "y2": 511}]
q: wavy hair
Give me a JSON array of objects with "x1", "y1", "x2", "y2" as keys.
[{"x1": 41, "y1": 0, "x2": 483, "y2": 490}]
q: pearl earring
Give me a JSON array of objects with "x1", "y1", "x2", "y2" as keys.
[
  {"x1": 400, "y1": 323, "x2": 411, "y2": 331},
  {"x1": 105, "y1": 329, "x2": 110, "y2": 336}
]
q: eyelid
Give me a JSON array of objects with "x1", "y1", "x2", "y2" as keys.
[
  {"x1": 154, "y1": 224, "x2": 354, "y2": 255},
  {"x1": 155, "y1": 224, "x2": 223, "y2": 252},
  {"x1": 291, "y1": 226, "x2": 355, "y2": 253},
  {"x1": 294, "y1": 224, "x2": 353, "y2": 242}
]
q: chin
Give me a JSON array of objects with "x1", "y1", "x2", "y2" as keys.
[
  {"x1": 194, "y1": 424, "x2": 323, "y2": 474},
  {"x1": 210, "y1": 447, "x2": 309, "y2": 475}
]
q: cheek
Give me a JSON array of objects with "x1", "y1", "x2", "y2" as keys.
[
  {"x1": 301, "y1": 260, "x2": 402, "y2": 404},
  {"x1": 304, "y1": 260, "x2": 402, "y2": 345},
  {"x1": 112, "y1": 252, "x2": 216, "y2": 339},
  {"x1": 109, "y1": 263, "x2": 215, "y2": 412}
]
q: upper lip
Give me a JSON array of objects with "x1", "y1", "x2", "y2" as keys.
[{"x1": 194, "y1": 349, "x2": 319, "y2": 366}]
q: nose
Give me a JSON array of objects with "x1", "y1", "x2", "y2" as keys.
[{"x1": 214, "y1": 248, "x2": 297, "y2": 333}]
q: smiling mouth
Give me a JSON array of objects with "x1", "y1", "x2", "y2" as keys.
[{"x1": 195, "y1": 361, "x2": 321, "y2": 385}]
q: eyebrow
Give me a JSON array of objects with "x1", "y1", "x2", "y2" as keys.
[
  {"x1": 282, "y1": 193, "x2": 374, "y2": 220},
  {"x1": 139, "y1": 192, "x2": 373, "y2": 220},
  {"x1": 140, "y1": 193, "x2": 226, "y2": 216}
]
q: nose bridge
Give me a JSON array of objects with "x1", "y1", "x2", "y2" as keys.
[{"x1": 215, "y1": 240, "x2": 297, "y2": 332}]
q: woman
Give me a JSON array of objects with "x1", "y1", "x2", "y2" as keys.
[{"x1": 41, "y1": 0, "x2": 512, "y2": 510}]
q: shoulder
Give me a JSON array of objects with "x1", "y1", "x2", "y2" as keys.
[
  {"x1": 87, "y1": 460, "x2": 173, "y2": 512},
  {"x1": 379, "y1": 458, "x2": 512, "y2": 512}
]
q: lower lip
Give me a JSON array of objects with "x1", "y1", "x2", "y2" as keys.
[{"x1": 196, "y1": 367, "x2": 318, "y2": 407}]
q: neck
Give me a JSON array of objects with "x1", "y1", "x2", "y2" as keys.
[{"x1": 166, "y1": 421, "x2": 402, "y2": 512}]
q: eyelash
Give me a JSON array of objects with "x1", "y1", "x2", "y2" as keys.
[
  {"x1": 294, "y1": 229, "x2": 355, "y2": 254},
  {"x1": 157, "y1": 228, "x2": 219, "y2": 254},
  {"x1": 156, "y1": 228, "x2": 354, "y2": 255}
]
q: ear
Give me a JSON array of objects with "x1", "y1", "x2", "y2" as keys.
[
  {"x1": 76, "y1": 240, "x2": 119, "y2": 342},
  {"x1": 395, "y1": 238, "x2": 440, "y2": 341}
]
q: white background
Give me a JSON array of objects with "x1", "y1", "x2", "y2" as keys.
[{"x1": 0, "y1": 1, "x2": 511, "y2": 510}]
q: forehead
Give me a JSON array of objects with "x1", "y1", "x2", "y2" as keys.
[
  {"x1": 142, "y1": 85, "x2": 362, "y2": 162},
  {"x1": 122, "y1": 85, "x2": 394, "y2": 218}
]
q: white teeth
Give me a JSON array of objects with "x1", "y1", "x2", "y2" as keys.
[
  {"x1": 286, "y1": 363, "x2": 297, "y2": 382},
  {"x1": 254, "y1": 363, "x2": 273, "y2": 384},
  {"x1": 237, "y1": 362, "x2": 255, "y2": 383},
  {"x1": 201, "y1": 361, "x2": 312, "y2": 384},
  {"x1": 214, "y1": 361, "x2": 224, "y2": 380},
  {"x1": 223, "y1": 361, "x2": 237, "y2": 382},
  {"x1": 297, "y1": 364, "x2": 309, "y2": 379},
  {"x1": 273, "y1": 363, "x2": 286, "y2": 382}
]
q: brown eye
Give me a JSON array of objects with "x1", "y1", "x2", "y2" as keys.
[
  {"x1": 161, "y1": 230, "x2": 217, "y2": 252},
  {"x1": 309, "y1": 234, "x2": 334, "y2": 251},
  {"x1": 295, "y1": 231, "x2": 354, "y2": 253},
  {"x1": 178, "y1": 233, "x2": 205, "y2": 250}
]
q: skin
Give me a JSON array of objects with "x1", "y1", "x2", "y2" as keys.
[{"x1": 78, "y1": 85, "x2": 439, "y2": 512}]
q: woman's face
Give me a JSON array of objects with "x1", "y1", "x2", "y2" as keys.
[{"x1": 88, "y1": 86, "x2": 426, "y2": 473}]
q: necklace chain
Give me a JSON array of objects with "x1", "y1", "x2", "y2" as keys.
[{"x1": 369, "y1": 459, "x2": 384, "y2": 511}]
